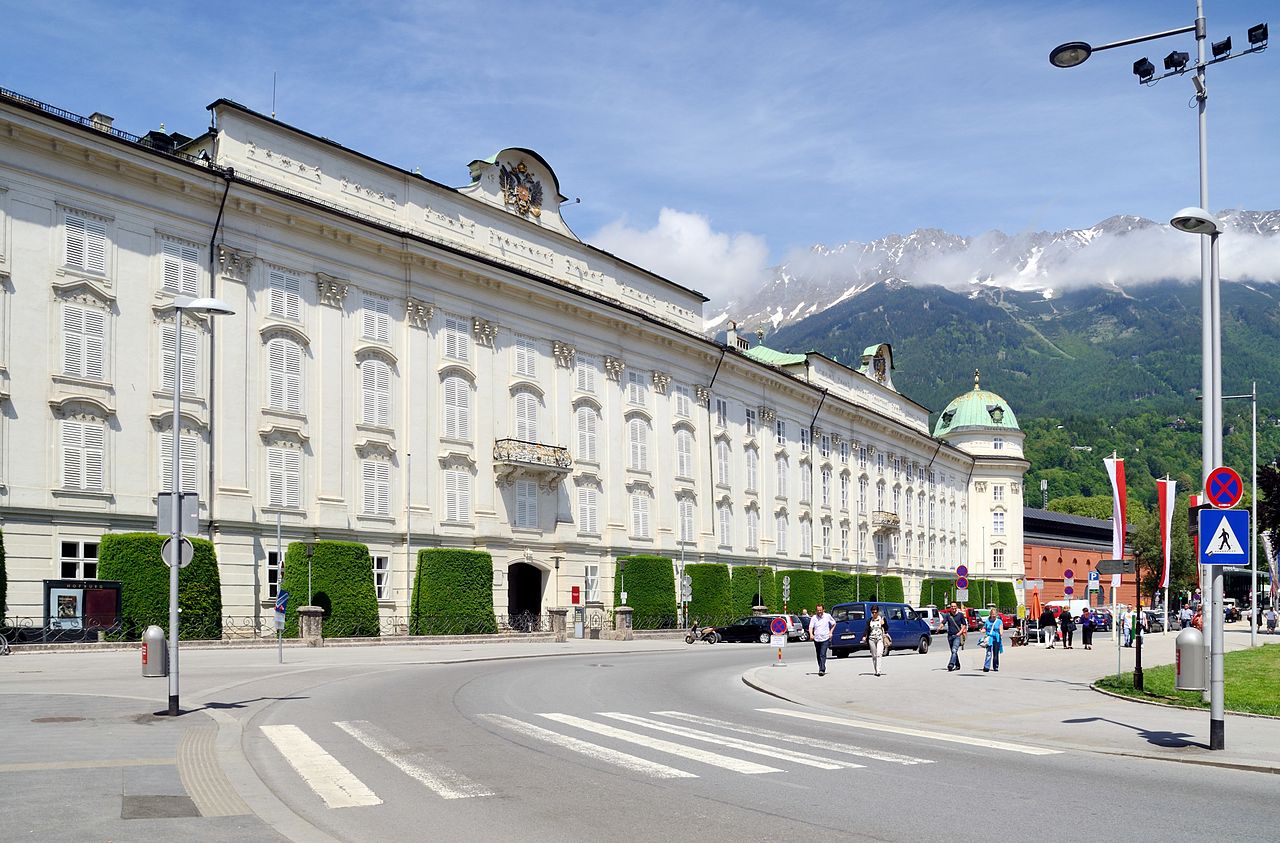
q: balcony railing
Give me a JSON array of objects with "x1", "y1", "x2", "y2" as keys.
[
  {"x1": 493, "y1": 439, "x2": 572, "y2": 484},
  {"x1": 871, "y1": 510, "x2": 900, "y2": 532}
]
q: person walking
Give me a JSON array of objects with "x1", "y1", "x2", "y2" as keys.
[
  {"x1": 982, "y1": 610, "x2": 1003, "y2": 672},
  {"x1": 1266, "y1": 607, "x2": 1277, "y2": 635},
  {"x1": 1081, "y1": 608, "x2": 1095, "y2": 650},
  {"x1": 1039, "y1": 606, "x2": 1057, "y2": 648},
  {"x1": 1179, "y1": 604, "x2": 1192, "y2": 629},
  {"x1": 945, "y1": 603, "x2": 966, "y2": 671},
  {"x1": 809, "y1": 604, "x2": 837, "y2": 677},
  {"x1": 1059, "y1": 608, "x2": 1075, "y2": 649},
  {"x1": 861, "y1": 604, "x2": 889, "y2": 676},
  {"x1": 1119, "y1": 606, "x2": 1131, "y2": 647}
]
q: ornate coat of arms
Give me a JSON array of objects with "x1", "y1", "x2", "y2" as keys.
[{"x1": 499, "y1": 161, "x2": 543, "y2": 218}]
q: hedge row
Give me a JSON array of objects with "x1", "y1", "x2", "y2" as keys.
[
  {"x1": 97, "y1": 532, "x2": 222, "y2": 640},
  {"x1": 731, "y1": 565, "x2": 776, "y2": 616},
  {"x1": 410, "y1": 549, "x2": 497, "y2": 634},
  {"x1": 918, "y1": 577, "x2": 1017, "y2": 611},
  {"x1": 615, "y1": 555, "x2": 676, "y2": 629},
  {"x1": 282, "y1": 541, "x2": 380, "y2": 637},
  {"x1": 777, "y1": 569, "x2": 823, "y2": 614},
  {"x1": 685, "y1": 563, "x2": 733, "y2": 626}
]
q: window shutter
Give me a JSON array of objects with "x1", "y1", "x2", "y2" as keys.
[
  {"x1": 516, "y1": 480, "x2": 537, "y2": 527},
  {"x1": 267, "y1": 339, "x2": 285, "y2": 410},
  {"x1": 576, "y1": 407, "x2": 596, "y2": 462},
  {"x1": 61, "y1": 421, "x2": 83, "y2": 488},
  {"x1": 63, "y1": 305, "x2": 85, "y2": 377},
  {"x1": 717, "y1": 442, "x2": 730, "y2": 484},
  {"x1": 82, "y1": 423, "x2": 105, "y2": 490},
  {"x1": 629, "y1": 419, "x2": 647, "y2": 470},
  {"x1": 444, "y1": 315, "x2": 468, "y2": 362},
  {"x1": 161, "y1": 324, "x2": 176, "y2": 389},
  {"x1": 362, "y1": 460, "x2": 377, "y2": 514},
  {"x1": 677, "y1": 430, "x2": 692, "y2": 477},
  {"x1": 66, "y1": 215, "x2": 86, "y2": 269},
  {"x1": 181, "y1": 326, "x2": 198, "y2": 393},
  {"x1": 514, "y1": 392, "x2": 536, "y2": 441},
  {"x1": 443, "y1": 376, "x2": 469, "y2": 440},
  {"x1": 376, "y1": 461, "x2": 390, "y2": 515},
  {"x1": 283, "y1": 342, "x2": 301, "y2": 413},
  {"x1": 267, "y1": 448, "x2": 283, "y2": 507},
  {"x1": 363, "y1": 295, "x2": 391, "y2": 343},
  {"x1": 284, "y1": 449, "x2": 301, "y2": 509},
  {"x1": 84, "y1": 216, "x2": 107, "y2": 274}
]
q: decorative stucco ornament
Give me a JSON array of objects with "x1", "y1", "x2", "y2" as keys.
[{"x1": 499, "y1": 161, "x2": 543, "y2": 218}]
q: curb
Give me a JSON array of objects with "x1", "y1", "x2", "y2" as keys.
[
  {"x1": 1088, "y1": 682, "x2": 1280, "y2": 721},
  {"x1": 741, "y1": 668, "x2": 1280, "y2": 776}
]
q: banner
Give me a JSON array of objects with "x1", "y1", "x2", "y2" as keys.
[
  {"x1": 1104, "y1": 456, "x2": 1126, "y2": 594},
  {"x1": 1157, "y1": 478, "x2": 1176, "y2": 591}
]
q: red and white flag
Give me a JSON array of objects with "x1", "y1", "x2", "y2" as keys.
[
  {"x1": 1104, "y1": 456, "x2": 1126, "y2": 593},
  {"x1": 1157, "y1": 478, "x2": 1176, "y2": 591}
]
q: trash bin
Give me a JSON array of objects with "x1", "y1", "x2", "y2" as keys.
[
  {"x1": 1175, "y1": 626, "x2": 1205, "y2": 691},
  {"x1": 142, "y1": 625, "x2": 167, "y2": 677}
]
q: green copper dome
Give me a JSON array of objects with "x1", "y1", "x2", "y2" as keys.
[{"x1": 933, "y1": 370, "x2": 1020, "y2": 436}]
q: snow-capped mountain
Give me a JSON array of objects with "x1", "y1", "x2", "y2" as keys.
[{"x1": 709, "y1": 210, "x2": 1280, "y2": 333}]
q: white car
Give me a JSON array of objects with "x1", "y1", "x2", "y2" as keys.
[
  {"x1": 914, "y1": 606, "x2": 945, "y2": 635},
  {"x1": 769, "y1": 614, "x2": 808, "y2": 642}
]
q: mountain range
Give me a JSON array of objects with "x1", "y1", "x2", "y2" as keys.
[{"x1": 711, "y1": 211, "x2": 1280, "y2": 421}]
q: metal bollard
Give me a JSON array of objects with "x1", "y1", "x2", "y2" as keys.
[
  {"x1": 142, "y1": 625, "x2": 168, "y2": 677},
  {"x1": 1175, "y1": 626, "x2": 1205, "y2": 691}
]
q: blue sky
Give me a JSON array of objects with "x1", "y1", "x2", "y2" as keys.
[{"x1": 4, "y1": 1, "x2": 1276, "y2": 301}]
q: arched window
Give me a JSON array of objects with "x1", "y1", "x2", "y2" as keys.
[
  {"x1": 360, "y1": 359, "x2": 391, "y2": 427},
  {"x1": 576, "y1": 405, "x2": 598, "y2": 462},
  {"x1": 628, "y1": 417, "x2": 649, "y2": 471},
  {"x1": 675, "y1": 428, "x2": 694, "y2": 478},
  {"x1": 443, "y1": 375, "x2": 471, "y2": 441},
  {"x1": 266, "y1": 337, "x2": 302, "y2": 413},
  {"x1": 513, "y1": 389, "x2": 539, "y2": 442}
]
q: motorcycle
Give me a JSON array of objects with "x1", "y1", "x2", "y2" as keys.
[{"x1": 685, "y1": 624, "x2": 720, "y2": 644}]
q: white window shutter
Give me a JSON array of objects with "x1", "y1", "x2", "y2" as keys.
[
  {"x1": 181, "y1": 326, "x2": 198, "y2": 393},
  {"x1": 66, "y1": 215, "x2": 86, "y2": 269},
  {"x1": 515, "y1": 392, "x2": 537, "y2": 441},
  {"x1": 162, "y1": 240, "x2": 182, "y2": 292},
  {"x1": 63, "y1": 305, "x2": 85, "y2": 377},
  {"x1": 362, "y1": 460, "x2": 377, "y2": 514},
  {"x1": 285, "y1": 449, "x2": 301, "y2": 509},
  {"x1": 284, "y1": 342, "x2": 301, "y2": 413},
  {"x1": 363, "y1": 295, "x2": 390, "y2": 343},
  {"x1": 61, "y1": 421, "x2": 83, "y2": 488},
  {"x1": 84, "y1": 216, "x2": 107, "y2": 274},
  {"x1": 180, "y1": 243, "x2": 199, "y2": 295},
  {"x1": 82, "y1": 423, "x2": 105, "y2": 490},
  {"x1": 161, "y1": 324, "x2": 176, "y2": 389},
  {"x1": 267, "y1": 339, "x2": 285, "y2": 410},
  {"x1": 267, "y1": 448, "x2": 284, "y2": 507}
]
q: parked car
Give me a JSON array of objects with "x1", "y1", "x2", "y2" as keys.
[
  {"x1": 915, "y1": 605, "x2": 945, "y2": 635},
  {"x1": 1141, "y1": 609, "x2": 1166, "y2": 633},
  {"x1": 1090, "y1": 608, "x2": 1113, "y2": 631},
  {"x1": 771, "y1": 614, "x2": 808, "y2": 642},
  {"x1": 828, "y1": 602, "x2": 932, "y2": 658},
  {"x1": 944, "y1": 606, "x2": 982, "y2": 632},
  {"x1": 712, "y1": 616, "x2": 775, "y2": 643}
]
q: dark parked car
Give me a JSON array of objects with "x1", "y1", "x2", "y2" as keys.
[
  {"x1": 828, "y1": 602, "x2": 932, "y2": 658},
  {"x1": 713, "y1": 616, "x2": 776, "y2": 643},
  {"x1": 944, "y1": 606, "x2": 982, "y2": 632}
]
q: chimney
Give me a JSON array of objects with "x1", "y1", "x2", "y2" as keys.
[{"x1": 89, "y1": 112, "x2": 114, "y2": 132}]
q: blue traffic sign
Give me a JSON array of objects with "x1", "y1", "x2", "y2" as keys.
[
  {"x1": 1205, "y1": 466, "x2": 1244, "y2": 509},
  {"x1": 1198, "y1": 509, "x2": 1249, "y2": 566},
  {"x1": 275, "y1": 590, "x2": 290, "y2": 614},
  {"x1": 770, "y1": 616, "x2": 788, "y2": 636},
  {"x1": 1087, "y1": 570, "x2": 1100, "y2": 581}
]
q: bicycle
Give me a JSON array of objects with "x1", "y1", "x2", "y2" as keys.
[{"x1": 0, "y1": 630, "x2": 11, "y2": 656}]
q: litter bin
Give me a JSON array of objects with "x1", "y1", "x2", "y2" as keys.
[
  {"x1": 1175, "y1": 626, "x2": 1205, "y2": 691},
  {"x1": 142, "y1": 625, "x2": 167, "y2": 677}
]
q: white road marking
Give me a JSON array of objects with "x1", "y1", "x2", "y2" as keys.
[
  {"x1": 335, "y1": 720, "x2": 493, "y2": 800},
  {"x1": 479, "y1": 714, "x2": 696, "y2": 779},
  {"x1": 599, "y1": 712, "x2": 856, "y2": 770},
  {"x1": 539, "y1": 713, "x2": 782, "y2": 774},
  {"x1": 757, "y1": 708, "x2": 1063, "y2": 755},
  {"x1": 260, "y1": 724, "x2": 381, "y2": 809},
  {"x1": 654, "y1": 711, "x2": 933, "y2": 766}
]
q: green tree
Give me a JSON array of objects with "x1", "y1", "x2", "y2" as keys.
[{"x1": 1048, "y1": 495, "x2": 1115, "y2": 520}]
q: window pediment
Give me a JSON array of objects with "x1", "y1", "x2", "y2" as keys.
[
  {"x1": 438, "y1": 449, "x2": 475, "y2": 470},
  {"x1": 713, "y1": 429, "x2": 732, "y2": 444},
  {"x1": 52, "y1": 278, "x2": 114, "y2": 308},
  {"x1": 258, "y1": 424, "x2": 308, "y2": 447},
  {"x1": 623, "y1": 408, "x2": 652, "y2": 424},
  {"x1": 260, "y1": 322, "x2": 310, "y2": 348},
  {"x1": 147, "y1": 410, "x2": 207, "y2": 434},
  {"x1": 355, "y1": 438, "x2": 396, "y2": 459},
  {"x1": 49, "y1": 396, "x2": 114, "y2": 421},
  {"x1": 508, "y1": 379, "x2": 545, "y2": 399},
  {"x1": 439, "y1": 363, "x2": 475, "y2": 383},
  {"x1": 572, "y1": 395, "x2": 602, "y2": 412},
  {"x1": 355, "y1": 344, "x2": 397, "y2": 367},
  {"x1": 672, "y1": 419, "x2": 696, "y2": 434}
]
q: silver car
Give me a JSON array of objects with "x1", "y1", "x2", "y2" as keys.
[{"x1": 915, "y1": 606, "x2": 945, "y2": 635}]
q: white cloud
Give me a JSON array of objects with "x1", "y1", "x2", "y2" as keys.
[{"x1": 591, "y1": 209, "x2": 771, "y2": 303}]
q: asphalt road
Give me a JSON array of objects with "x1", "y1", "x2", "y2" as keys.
[{"x1": 232, "y1": 646, "x2": 1280, "y2": 841}]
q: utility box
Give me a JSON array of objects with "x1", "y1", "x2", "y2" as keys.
[
  {"x1": 1175, "y1": 626, "x2": 1206, "y2": 691},
  {"x1": 142, "y1": 625, "x2": 167, "y2": 677}
]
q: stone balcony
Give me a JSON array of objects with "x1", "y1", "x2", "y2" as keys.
[
  {"x1": 493, "y1": 438, "x2": 573, "y2": 486},
  {"x1": 871, "y1": 510, "x2": 900, "y2": 533}
]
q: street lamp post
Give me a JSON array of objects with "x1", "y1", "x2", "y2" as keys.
[
  {"x1": 1049, "y1": 0, "x2": 1269, "y2": 753},
  {"x1": 1222, "y1": 383, "x2": 1258, "y2": 647},
  {"x1": 166, "y1": 295, "x2": 234, "y2": 716}
]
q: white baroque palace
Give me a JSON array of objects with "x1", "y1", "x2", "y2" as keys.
[{"x1": 0, "y1": 88, "x2": 1027, "y2": 630}]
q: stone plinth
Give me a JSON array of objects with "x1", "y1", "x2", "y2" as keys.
[
  {"x1": 752, "y1": 605, "x2": 769, "y2": 616},
  {"x1": 549, "y1": 607, "x2": 568, "y2": 643},
  {"x1": 297, "y1": 606, "x2": 325, "y2": 647},
  {"x1": 612, "y1": 606, "x2": 634, "y2": 641}
]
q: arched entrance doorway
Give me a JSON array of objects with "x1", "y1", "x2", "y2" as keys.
[{"x1": 507, "y1": 562, "x2": 545, "y2": 631}]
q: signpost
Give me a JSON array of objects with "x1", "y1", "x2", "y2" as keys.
[
  {"x1": 1063, "y1": 567, "x2": 1075, "y2": 598},
  {"x1": 769, "y1": 616, "x2": 788, "y2": 666},
  {"x1": 275, "y1": 590, "x2": 290, "y2": 664},
  {"x1": 1198, "y1": 497, "x2": 1250, "y2": 752},
  {"x1": 781, "y1": 576, "x2": 791, "y2": 613},
  {"x1": 1096, "y1": 558, "x2": 1134, "y2": 576},
  {"x1": 161, "y1": 536, "x2": 194, "y2": 569},
  {"x1": 1204, "y1": 466, "x2": 1244, "y2": 509}
]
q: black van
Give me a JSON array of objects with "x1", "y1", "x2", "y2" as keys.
[{"x1": 828, "y1": 601, "x2": 932, "y2": 659}]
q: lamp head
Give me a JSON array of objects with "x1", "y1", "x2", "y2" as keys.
[
  {"x1": 1133, "y1": 57, "x2": 1156, "y2": 81},
  {"x1": 1211, "y1": 36, "x2": 1232, "y2": 58},
  {"x1": 173, "y1": 295, "x2": 235, "y2": 316},
  {"x1": 1170, "y1": 207, "x2": 1222, "y2": 235},
  {"x1": 1247, "y1": 22, "x2": 1268, "y2": 46},
  {"x1": 1163, "y1": 50, "x2": 1190, "y2": 72},
  {"x1": 1049, "y1": 41, "x2": 1092, "y2": 68}
]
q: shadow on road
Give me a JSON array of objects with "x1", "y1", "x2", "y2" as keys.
[{"x1": 1062, "y1": 716, "x2": 1208, "y2": 749}]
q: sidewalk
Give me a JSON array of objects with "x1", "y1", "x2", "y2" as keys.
[{"x1": 744, "y1": 628, "x2": 1280, "y2": 774}]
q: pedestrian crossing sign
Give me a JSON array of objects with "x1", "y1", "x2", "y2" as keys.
[{"x1": 1198, "y1": 509, "x2": 1249, "y2": 567}]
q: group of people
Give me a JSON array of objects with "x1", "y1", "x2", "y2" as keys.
[
  {"x1": 943, "y1": 602, "x2": 1003, "y2": 672},
  {"x1": 1036, "y1": 606, "x2": 1098, "y2": 649},
  {"x1": 806, "y1": 603, "x2": 893, "y2": 677}
]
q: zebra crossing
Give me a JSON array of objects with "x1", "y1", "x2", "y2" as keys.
[{"x1": 258, "y1": 708, "x2": 951, "y2": 809}]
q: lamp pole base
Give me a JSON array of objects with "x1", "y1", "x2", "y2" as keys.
[{"x1": 1210, "y1": 718, "x2": 1225, "y2": 750}]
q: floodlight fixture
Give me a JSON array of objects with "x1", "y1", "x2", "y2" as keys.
[
  {"x1": 1170, "y1": 207, "x2": 1222, "y2": 236},
  {"x1": 1211, "y1": 36, "x2": 1232, "y2": 58},
  {"x1": 1247, "y1": 23, "x2": 1268, "y2": 46},
  {"x1": 1164, "y1": 50, "x2": 1190, "y2": 72},
  {"x1": 1133, "y1": 57, "x2": 1156, "y2": 81},
  {"x1": 1050, "y1": 41, "x2": 1092, "y2": 68}
]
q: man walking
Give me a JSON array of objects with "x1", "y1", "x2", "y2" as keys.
[
  {"x1": 809, "y1": 604, "x2": 837, "y2": 677},
  {"x1": 945, "y1": 603, "x2": 966, "y2": 671},
  {"x1": 1179, "y1": 604, "x2": 1192, "y2": 629}
]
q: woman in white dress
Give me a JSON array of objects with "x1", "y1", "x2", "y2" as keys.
[{"x1": 861, "y1": 605, "x2": 890, "y2": 676}]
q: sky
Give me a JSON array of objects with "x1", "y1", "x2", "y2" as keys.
[{"x1": 3, "y1": 1, "x2": 1277, "y2": 304}]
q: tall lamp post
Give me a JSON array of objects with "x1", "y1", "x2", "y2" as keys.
[
  {"x1": 166, "y1": 295, "x2": 234, "y2": 716},
  {"x1": 1049, "y1": 1, "x2": 1269, "y2": 753}
]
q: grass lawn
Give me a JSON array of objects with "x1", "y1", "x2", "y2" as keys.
[{"x1": 1095, "y1": 643, "x2": 1280, "y2": 717}]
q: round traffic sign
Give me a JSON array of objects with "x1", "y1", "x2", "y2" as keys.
[
  {"x1": 1063, "y1": 568, "x2": 1074, "y2": 580},
  {"x1": 1205, "y1": 466, "x2": 1244, "y2": 509},
  {"x1": 161, "y1": 536, "x2": 194, "y2": 568},
  {"x1": 956, "y1": 565, "x2": 969, "y2": 578},
  {"x1": 956, "y1": 576, "x2": 969, "y2": 589},
  {"x1": 770, "y1": 617, "x2": 788, "y2": 636},
  {"x1": 1064, "y1": 586, "x2": 1075, "y2": 596}
]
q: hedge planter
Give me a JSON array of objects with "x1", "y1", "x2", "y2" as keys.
[
  {"x1": 410, "y1": 549, "x2": 498, "y2": 635},
  {"x1": 615, "y1": 555, "x2": 677, "y2": 629},
  {"x1": 97, "y1": 532, "x2": 222, "y2": 641},
  {"x1": 684, "y1": 563, "x2": 733, "y2": 626},
  {"x1": 776, "y1": 569, "x2": 823, "y2": 614},
  {"x1": 282, "y1": 541, "x2": 380, "y2": 638},
  {"x1": 731, "y1": 565, "x2": 776, "y2": 615},
  {"x1": 822, "y1": 571, "x2": 857, "y2": 606}
]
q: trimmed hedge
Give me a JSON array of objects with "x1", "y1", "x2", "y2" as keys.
[
  {"x1": 615, "y1": 555, "x2": 677, "y2": 629},
  {"x1": 410, "y1": 549, "x2": 497, "y2": 635},
  {"x1": 822, "y1": 571, "x2": 857, "y2": 606},
  {"x1": 918, "y1": 577, "x2": 1017, "y2": 611},
  {"x1": 685, "y1": 563, "x2": 733, "y2": 626},
  {"x1": 876, "y1": 575, "x2": 905, "y2": 604},
  {"x1": 731, "y1": 565, "x2": 776, "y2": 615},
  {"x1": 777, "y1": 569, "x2": 824, "y2": 614},
  {"x1": 282, "y1": 541, "x2": 380, "y2": 638},
  {"x1": 919, "y1": 578, "x2": 955, "y2": 606},
  {"x1": 97, "y1": 532, "x2": 222, "y2": 641}
]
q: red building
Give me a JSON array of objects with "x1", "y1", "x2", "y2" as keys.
[{"x1": 1023, "y1": 508, "x2": 1136, "y2": 607}]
